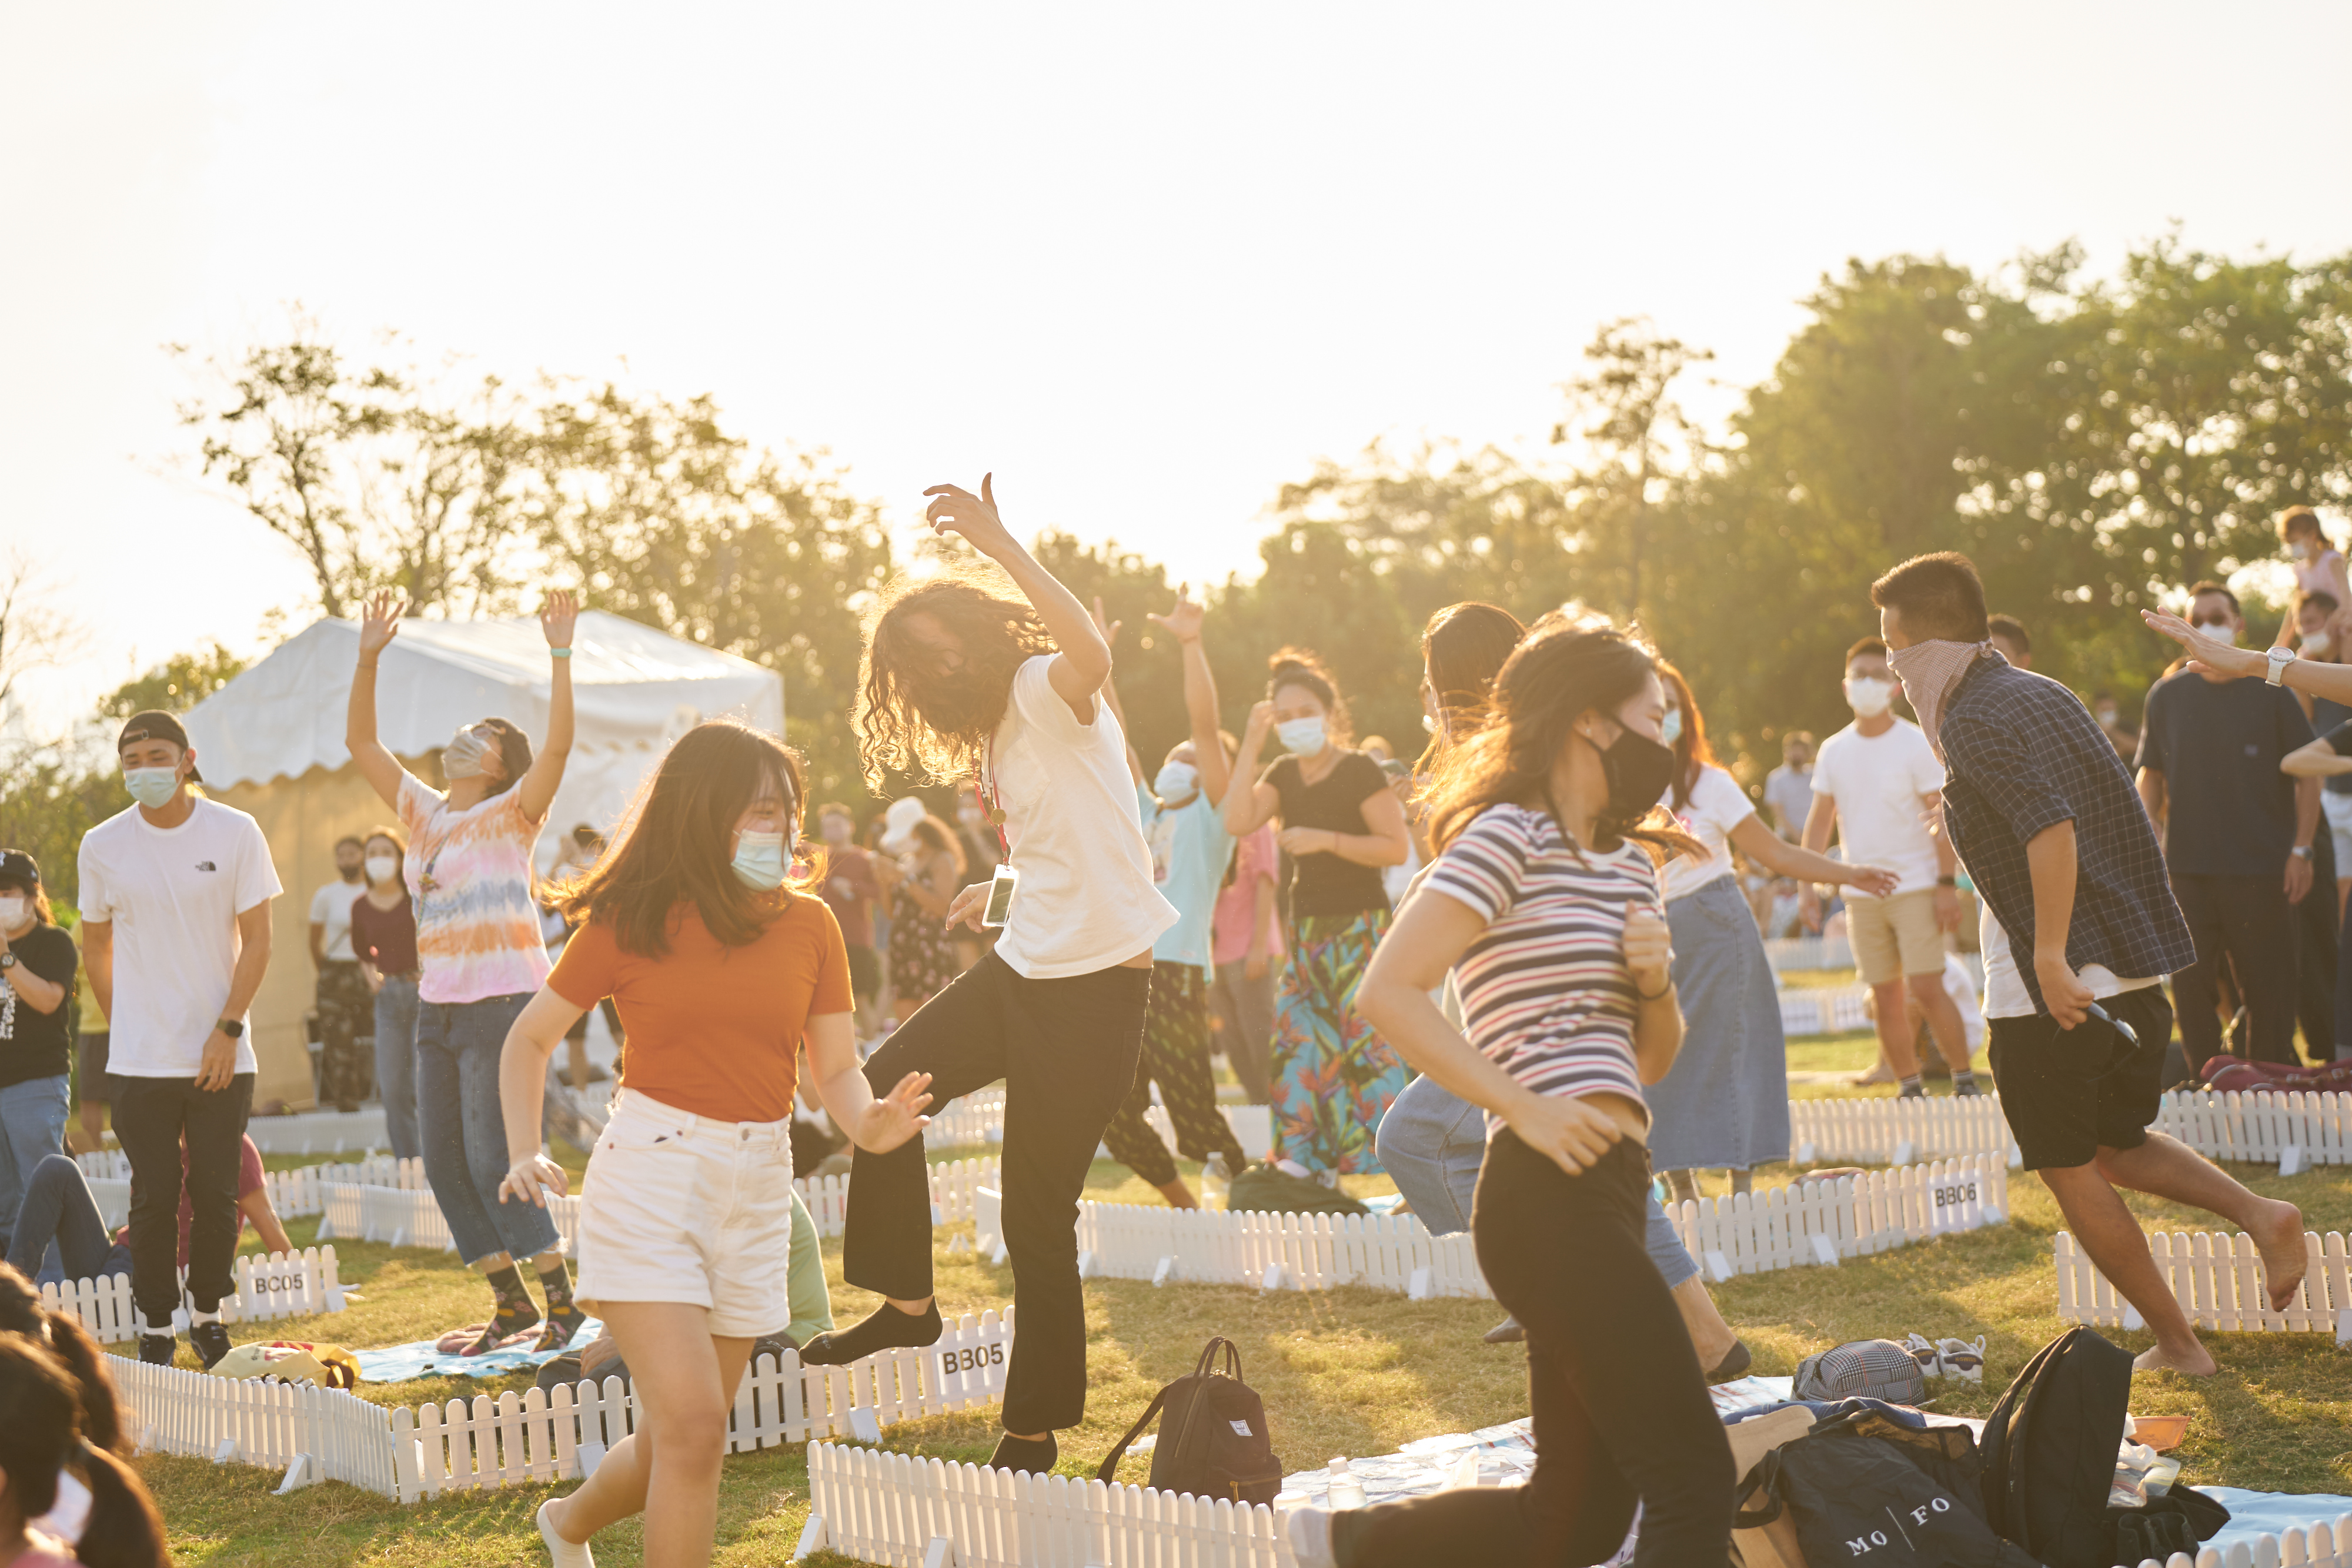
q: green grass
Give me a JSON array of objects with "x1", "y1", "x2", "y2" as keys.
[{"x1": 141, "y1": 1069, "x2": 2352, "y2": 1564}]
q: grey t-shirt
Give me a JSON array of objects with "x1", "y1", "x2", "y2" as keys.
[{"x1": 1762, "y1": 764, "x2": 1814, "y2": 837}]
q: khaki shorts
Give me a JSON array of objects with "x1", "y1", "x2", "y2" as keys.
[
  {"x1": 574, "y1": 1089, "x2": 796, "y2": 1338},
  {"x1": 1846, "y1": 888, "x2": 1947, "y2": 986}
]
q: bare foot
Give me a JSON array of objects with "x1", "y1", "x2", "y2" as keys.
[
  {"x1": 2246, "y1": 1198, "x2": 2309, "y2": 1312},
  {"x1": 2134, "y1": 1341, "x2": 2217, "y2": 1376}
]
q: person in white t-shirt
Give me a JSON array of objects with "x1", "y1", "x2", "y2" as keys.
[
  {"x1": 805, "y1": 473, "x2": 1176, "y2": 1477},
  {"x1": 1801, "y1": 638, "x2": 1980, "y2": 1097},
  {"x1": 306, "y1": 835, "x2": 372, "y2": 1112},
  {"x1": 76, "y1": 709, "x2": 280, "y2": 1372},
  {"x1": 1649, "y1": 666, "x2": 1896, "y2": 1202}
]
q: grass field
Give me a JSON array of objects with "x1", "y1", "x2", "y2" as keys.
[{"x1": 139, "y1": 1037, "x2": 2352, "y2": 1566}]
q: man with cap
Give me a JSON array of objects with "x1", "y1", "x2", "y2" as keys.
[
  {"x1": 0, "y1": 850, "x2": 78, "y2": 1261},
  {"x1": 76, "y1": 710, "x2": 280, "y2": 1369}
]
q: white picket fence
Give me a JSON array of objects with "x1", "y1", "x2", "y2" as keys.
[
  {"x1": 243, "y1": 1108, "x2": 390, "y2": 1155},
  {"x1": 1141, "y1": 1103, "x2": 1275, "y2": 1164},
  {"x1": 2107, "y1": 1514, "x2": 2352, "y2": 1568},
  {"x1": 2154, "y1": 1089, "x2": 2352, "y2": 1172},
  {"x1": 114, "y1": 1352, "x2": 401, "y2": 1495},
  {"x1": 42, "y1": 1246, "x2": 346, "y2": 1343},
  {"x1": 77, "y1": 1153, "x2": 427, "y2": 1230},
  {"x1": 1034, "y1": 1154, "x2": 2009, "y2": 1298},
  {"x1": 799, "y1": 1440, "x2": 1288, "y2": 1568},
  {"x1": 1786, "y1": 1094, "x2": 2019, "y2": 1166},
  {"x1": 923, "y1": 1090, "x2": 1008, "y2": 1149},
  {"x1": 1668, "y1": 1156, "x2": 2009, "y2": 1279},
  {"x1": 2056, "y1": 1229, "x2": 2352, "y2": 1335},
  {"x1": 1778, "y1": 985, "x2": 1873, "y2": 1038},
  {"x1": 1763, "y1": 934, "x2": 1854, "y2": 973}
]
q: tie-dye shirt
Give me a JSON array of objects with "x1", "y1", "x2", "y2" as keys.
[{"x1": 397, "y1": 773, "x2": 552, "y2": 1005}]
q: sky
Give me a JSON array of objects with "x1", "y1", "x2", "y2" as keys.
[{"x1": 4, "y1": 1, "x2": 2349, "y2": 733}]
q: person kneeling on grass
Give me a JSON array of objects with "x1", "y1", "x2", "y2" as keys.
[{"x1": 497, "y1": 720, "x2": 931, "y2": 1568}]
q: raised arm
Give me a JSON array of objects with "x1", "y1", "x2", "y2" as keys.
[
  {"x1": 2283, "y1": 734, "x2": 2352, "y2": 777},
  {"x1": 921, "y1": 476, "x2": 1112, "y2": 721},
  {"x1": 514, "y1": 590, "x2": 578, "y2": 823},
  {"x1": 1149, "y1": 587, "x2": 1230, "y2": 805},
  {"x1": 1219, "y1": 701, "x2": 1282, "y2": 838},
  {"x1": 1729, "y1": 814, "x2": 1897, "y2": 895},
  {"x1": 346, "y1": 591, "x2": 415, "y2": 812}
]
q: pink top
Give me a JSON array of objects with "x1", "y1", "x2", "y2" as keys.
[
  {"x1": 2297, "y1": 547, "x2": 2347, "y2": 600},
  {"x1": 1211, "y1": 825, "x2": 1287, "y2": 968},
  {"x1": 397, "y1": 774, "x2": 552, "y2": 1005}
]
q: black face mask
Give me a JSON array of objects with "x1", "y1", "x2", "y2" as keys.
[{"x1": 1592, "y1": 724, "x2": 1678, "y2": 831}]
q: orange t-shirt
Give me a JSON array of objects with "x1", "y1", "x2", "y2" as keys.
[{"x1": 548, "y1": 893, "x2": 853, "y2": 1123}]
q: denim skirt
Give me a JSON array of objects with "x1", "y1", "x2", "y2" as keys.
[{"x1": 1646, "y1": 872, "x2": 1790, "y2": 1171}]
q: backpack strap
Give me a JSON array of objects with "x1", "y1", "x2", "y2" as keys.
[
  {"x1": 1731, "y1": 1447, "x2": 1788, "y2": 1529},
  {"x1": 1095, "y1": 1385, "x2": 1173, "y2": 1486}
]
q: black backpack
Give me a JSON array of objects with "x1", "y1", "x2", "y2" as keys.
[
  {"x1": 1735, "y1": 1408, "x2": 2043, "y2": 1567},
  {"x1": 1097, "y1": 1337, "x2": 1284, "y2": 1505},
  {"x1": 1977, "y1": 1328, "x2": 2133, "y2": 1567}
]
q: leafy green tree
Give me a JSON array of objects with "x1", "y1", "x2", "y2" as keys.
[{"x1": 1553, "y1": 317, "x2": 1712, "y2": 624}]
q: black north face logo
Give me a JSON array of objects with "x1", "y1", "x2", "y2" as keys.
[{"x1": 195, "y1": 861, "x2": 217, "y2": 872}]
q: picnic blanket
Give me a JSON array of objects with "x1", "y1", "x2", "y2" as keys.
[
  {"x1": 2198, "y1": 1488, "x2": 2352, "y2": 1556},
  {"x1": 353, "y1": 1318, "x2": 602, "y2": 1385}
]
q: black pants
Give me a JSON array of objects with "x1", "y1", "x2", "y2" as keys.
[
  {"x1": 2300, "y1": 828, "x2": 2337, "y2": 1057},
  {"x1": 1100, "y1": 962, "x2": 1247, "y2": 1186},
  {"x1": 846, "y1": 951, "x2": 1148, "y2": 1435},
  {"x1": 113, "y1": 1072, "x2": 253, "y2": 1326},
  {"x1": 2171, "y1": 872, "x2": 2300, "y2": 1068},
  {"x1": 1335, "y1": 1132, "x2": 1734, "y2": 1568}
]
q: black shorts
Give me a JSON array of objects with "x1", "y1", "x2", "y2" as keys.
[
  {"x1": 845, "y1": 943, "x2": 880, "y2": 1003},
  {"x1": 76, "y1": 1031, "x2": 111, "y2": 1104},
  {"x1": 1987, "y1": 984, "x2": 2172, "y2": 1171}
]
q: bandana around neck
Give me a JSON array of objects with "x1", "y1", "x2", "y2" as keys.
[{"x1": 1887, "y1": 638, "x2": 2000, "y2": 759}]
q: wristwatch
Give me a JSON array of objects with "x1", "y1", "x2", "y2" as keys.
[
  {"x1": 215, "y1": 1018, "x2": 245, "y2": 1039},
  {"x1": 2295, "y1": 845, "x2": 2316, "y2": 861},
  {"x1": 0, "y1": 952, "x2": 17, "y2": 971},
  {"x1": 2267, "y1": 646, "x2": 2296, "y2": 686}
]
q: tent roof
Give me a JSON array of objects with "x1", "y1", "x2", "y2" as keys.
[{"x1": 185, "y1": 611, "x2": 784, "y2": 789}]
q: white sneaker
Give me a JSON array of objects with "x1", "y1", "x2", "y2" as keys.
[
  {"x1": 1902, "y1": 1332, "x2": 1945, "y2": 1379},
  {"x1": 538, "y1": 1498, "x2": 593, "y2": 1568},
  {"x1": 1936, "y1": 1336, "x2": 1986, "y2": 1384},
  {"x1": 1285, "y1": 1505, "x2": 1338, "y2": 1568}
]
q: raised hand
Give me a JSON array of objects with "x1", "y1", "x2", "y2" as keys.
[
  {"x1": 1147, "y1": 584, "x2": 1205, "y2": 645},
  {"x1": 1091, "y1": 595, "x2": 1122, "y2": 648},
  {"x1": 2141, "y1": 607, "x2": 2260, "y2": 680},
  {"x1": 359, "y1": 590, "x2": 406, "y2": 658},
  {"x1": 921, "y1": 473, "x2": 1017, "y2": 559},
  {"x1": 542, "y1": 589, "x2": 579, "y2": 650},
  {"x1": 853, "y1": 1070, "x2": 935, "y2": 1155},
  {"x1": 1245, "y1": 698, "x2": 1275, "y2": 734}
]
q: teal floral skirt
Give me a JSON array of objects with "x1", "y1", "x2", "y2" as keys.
[{"x1": 1268, "y1": 908, "x2": 1408, "y2": 1175}]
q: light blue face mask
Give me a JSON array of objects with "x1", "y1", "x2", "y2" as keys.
[
  {"x1": 1661, "y1": 708, "x2": 1683, "y2": 747},
  {"x1": 124, "y1": 767, "x2": 181, "y2": 810},
  {"x1": 731, "y1": 829, "x2": 790, "y2": 890},
  {"x1": 1155, "y1": 761, "x2": 1200, "y2": 802},
  {"x1": 1276, "y1": 716, "x2": 1327, "y2": 755}
]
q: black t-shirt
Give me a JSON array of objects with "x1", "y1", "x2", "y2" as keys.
[
  {"x1": 1262, "y1": 750, "x2": 1393, "y2": 920},
  {"x1": 2136, "y1": 671, "x2": 2314, "y2": 875},
  {"x1": 0, "y1": 924, "x2": 78, "y2": 1091}
]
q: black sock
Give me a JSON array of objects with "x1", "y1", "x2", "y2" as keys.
[
  {"x1": 1898, "y1": 1075, "x2": 1924, "y2": 1098},
  {"x1": 468, "y1": 1264, "x2": 541, "y2": 1353},
  {"x1": 1952, "y1": 1067, "x2": 1979, "y2": 1093},
  {"x1": 989, "y1": 1431, "x2": 1057, "y2": 1475},
  {"x1": 797, "y1": 1300, "x2": 941, "y2": 1366},
  {"x1": 536, "y1": 1260, "x2": 587, "y2": 1349}
]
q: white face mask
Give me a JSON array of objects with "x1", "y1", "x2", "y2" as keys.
[
  {"x1": 443, "y1": 726, "x2": 495, "y2": 780},
  {"x1": 1276, "y1": 716, "x2": 1328, "y2": 755},
  {"x1": 2294, "y1": 540, "x2": 2314, "y2": 561},
  {"x1": 1661, "y1": 708, "x2": 1683, "y2": 747},
  {"x1": 1155, "y1": 760, "x2": 1200, "y2": 802},
  {"x1": 2302, "y1": 631, "x2": 2333, "y2": 658},
  {"x1": 365, "y1": 855, "x2": 399, "y2": 886},
  {"x1": 2095, "y1": 706, "x2": 2119, "y2": 727},
  {"x1": 2190, "y1": 616, "x2": 2239, "y2": 647},
  {"x1": 1843, "y1": 676, "x2": 1895, "y2": 718},
  {"x1": 0, "y1": 896, "x2": 24, "y2": 927}
]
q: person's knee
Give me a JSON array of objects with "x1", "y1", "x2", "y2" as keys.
[
  {"x1": 1906, "y1": 972, "x2": 1946, "y2": 1005},
  {"x1": 642, "y1": 1403, "x2": 730, "y2": 1463}
]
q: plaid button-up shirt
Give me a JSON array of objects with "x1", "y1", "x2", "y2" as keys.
[{"x1": 1937, "y1": 657, "x2": 2196, "y2": 1016}]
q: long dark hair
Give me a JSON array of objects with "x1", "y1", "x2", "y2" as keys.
[
  {"x1": 1425, "y1": 615, "x2": 1700, "y2": 865},
  {"x1": 556, "y1": 720, "x2": 813, "y2": 957},
  {"x1": 0, "y1": 1266, "x2": 166, "y2": 1568},
  {"x1": 1419, "y1": 601, "x2": 1525, "y2": 767},
  {"x1": 859, "y1": 563, "x2": 1058, "y2": 788},
  {"x1": 1655, "y1": 659, "x2": 1720, "y2": 811},
  {"x1": 1266, "y1": 647, "x2": 1353, "y2": 745}
]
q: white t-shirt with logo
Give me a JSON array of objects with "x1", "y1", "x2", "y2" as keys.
[
  {"x1": 1809, "y1": 719, "x2": 1945, "y2": 898},
  {"x1": 309, "y1": 880, "x2": 360, "y2": 963},
  {"x1": 1979, "y1": 903, "x2": 2158, "y2": 1020},
  {"x1": 987, "y1": 656, "x2": 1178, "y2": 980},
  {"x1": 77, "y1": 798, "x2": 282, "y2": 1077},
  {"x1": 1662, "y1": 764, "x2": 1756, "y2": 902}
]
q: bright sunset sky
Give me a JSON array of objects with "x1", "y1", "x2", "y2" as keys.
[{"x1": 4, "y1": 1, "x2": 2347, "y2": 730}]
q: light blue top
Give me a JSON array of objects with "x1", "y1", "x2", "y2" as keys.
[{"x1": 1138, "y1": 783, "x2": 1235, "y2": 976}]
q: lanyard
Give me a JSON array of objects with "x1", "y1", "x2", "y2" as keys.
[{"x1": 978, "y1": 738, "x2": 1011, "y2": 858}]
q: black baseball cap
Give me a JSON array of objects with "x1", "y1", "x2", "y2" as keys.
[
  {"x1": 118, "y1": 710, "x2": 203, "y2": 784},
  {"x1": 0, "y1": 851, "x2": 36, "y2": 888}
]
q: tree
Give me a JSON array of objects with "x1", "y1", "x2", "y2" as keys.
[
  {"x1": 1553, "y1": 318, "x2": 1711, "y2": 624},
  {"x1": 0, "y1": 553, "x2": 83, "y2": 737}
]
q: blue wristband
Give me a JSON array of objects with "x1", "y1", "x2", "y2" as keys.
[{"x1": 550, "y1": 647, "x2": 572, "y2": 659}]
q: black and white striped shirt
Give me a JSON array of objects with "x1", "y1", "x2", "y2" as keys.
[{"x1": 1422, "y1": 803, "x2": 1658, "y2": 1132}]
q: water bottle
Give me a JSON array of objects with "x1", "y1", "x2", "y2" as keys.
[
  {"x1": 1325, "y1": 1457, "x2": 1366, "y2": 1510},
  {"x1": 1200, "y1": 1152, "x2": 1231, "y2": 1210}
]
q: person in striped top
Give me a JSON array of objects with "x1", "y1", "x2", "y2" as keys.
[{"x1": 1299, "y1": 617, "x2": 1733, "y2": 1568}]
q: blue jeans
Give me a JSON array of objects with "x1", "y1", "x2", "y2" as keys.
[
  {"x1": 1374, "y1": 1073, "x2": 1698, "y2": 1289},
  {"x1": 0, "y1": 1075, "x2": 71, "y2": 1225},
  {"x1": 416, "y1": 992, "x2": 557, "y2": 1265},
  {"x1": 6, "y1": 1154, "x2": 129, "y2": 1288},
  {"x1": 373, "y1": 975, "x2": 422, "y2": 1161}
]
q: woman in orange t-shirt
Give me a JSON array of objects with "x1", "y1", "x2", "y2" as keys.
[{"x1": 496, "y1": 720, "x2": 933, "y2": 1568}]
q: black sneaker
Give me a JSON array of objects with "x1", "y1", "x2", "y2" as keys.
[
  {"x1": 138, "y1": 1333, "x2": 176, "y2": 1368},
  {"x1": 189, "y1": 1320, "x2": 232, "y2": 1370}
]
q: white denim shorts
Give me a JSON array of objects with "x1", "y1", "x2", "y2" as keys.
[
  {"x1": 2325, "y1": 791, "x2": 2352, "y2": 877},
  {"x1": 574, "y1": 1088, "x2": 796, "y2": 1338}
]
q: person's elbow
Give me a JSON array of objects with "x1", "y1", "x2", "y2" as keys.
[
  {"x1": 1352, "y1": 967, "x2": 1404, "y2": 1035},
  {"x1": 1065, "y1": 636, "x2": 1114, "y2": 693}
]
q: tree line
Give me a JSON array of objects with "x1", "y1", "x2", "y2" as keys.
[{"x1": 15, "y1": 235, "x2": 2350, "y2": 905}]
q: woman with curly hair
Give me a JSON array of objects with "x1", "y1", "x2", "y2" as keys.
[
  {"x1": 1220, "y1": 648, "x2": 1410, "y2": 1176},
  {"x1": 801, "y1": 474, "x2": 1175, "y2": 1477}
]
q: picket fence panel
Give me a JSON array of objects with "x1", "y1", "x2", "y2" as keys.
[
  {"x1": 1762, "y1": 934, "x2": 1855, "y2": 974},
  {"x1": 1778, "y1": 986, "x2": 1873, "y2": 1038},
  {"x1": 42, "y1": 1246, "x2": 345, "y2": 1342},
  {"x1": 1786, "y1": 1095, "x2": 2018, "y2": 1165},
  {"x1": 1140, "y1": 1104, "x2": 1274, "y2": 1164},
  {"x1": 2100, "y1": 1512, "x2": 2352, "y2": 1567},
  {"x1": 1668, "y1": 1156, "x2": 2009, "y2": 1276},
  {"x1": 2056, "y1": 1229, "x2": 2352, "y2": 1335},
  {"x1": 243, "y1": 1109, "x2": 391, "y2": 1155},
  {"x1": 80, "y1": 1154, "x2": 426, "y2": 1228},
  {"x1": 113, "y1": 1352, "x2": 400, "y2": 1495},
  {"x1": 2155, "y1": 1089, "x2": 2352, "y2": 1169},
  {"x1": 804, "y1": 1440, "x2": 1287, "y2": 1568},
  {"x1": 923, "y1": 1090, "x2": 1008, "y2": 1150}
]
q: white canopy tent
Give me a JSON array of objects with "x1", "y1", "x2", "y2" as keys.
[{"x1": 183, "y1": 611, "x2": 783, "y2": 1109}]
